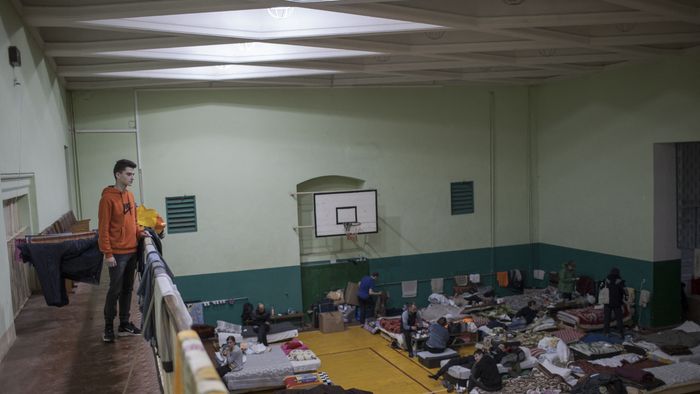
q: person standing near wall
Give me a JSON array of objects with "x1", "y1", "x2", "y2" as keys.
[
  {"x1": 603, "y1": 267, "x2": 627, "y2": 338},
  {"x1": 558, "y1": 260, "x2": 577, "y2": 300},
  {"x1": 357, "y1": 272, "x2": 380, "y2": 324},
  {"x1": 100, "y1": 159, "x2": 144, "y2": 343}
]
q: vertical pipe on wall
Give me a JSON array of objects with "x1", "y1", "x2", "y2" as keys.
[
  {"x1": 489, "y1": 91, "x2": 496, "y2": 279},
  {"x1": 133, "y1": 90, "x2": 145, "y2": 205},
  {"x1": 527, "y1": 87, "x2": 535, "y2": 278},
  {"x1": 69, "y1": 93, "x2": 83, "y2": 219}
]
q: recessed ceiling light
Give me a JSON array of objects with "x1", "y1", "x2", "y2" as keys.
[
  {"x1": 97, "y1": 42, "x2": 379, "y2": 63},
  {"x1": 82, "y1": 7, "x2": 444, "y2": 40},
  {"x1": 96, "y1": 64, "x2": 336, "y2": 81}
]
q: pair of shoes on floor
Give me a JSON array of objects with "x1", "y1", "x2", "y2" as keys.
[
  {"x1": 408, "y1": 352, "x2": 414, "y2": 358},
  {"x1": 118, "y1": 321, "x2": 142, "y2": 336}
]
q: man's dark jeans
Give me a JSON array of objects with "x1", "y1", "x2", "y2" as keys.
[{"x1": 104, "y1": 253, "x2": 137, "y2": 326}]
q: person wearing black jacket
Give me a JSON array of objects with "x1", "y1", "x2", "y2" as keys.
[
  {"x1": 468, "y1": 349, "x2": 503, "y2": 392},
  {"x1": 252, "y1": 303, "x2": 272, "y2": 346},
  {"x1": 515, "y1": 300, "x2": 538, "y2": 324},
  {"x1": 603, "y1": 267, "x2": 627, "y2": 337}
]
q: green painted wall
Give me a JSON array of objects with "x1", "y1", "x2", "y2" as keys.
[
  {"x1": 533, "y1": 56, "x2": 700, "y2": 262},
  {"x1": 174, "y1": 265, "x2": 302, "y2": 326},
  {"x1": 0, "y1": 1, "x2": 72, "y2": 358},
  {"x1": 72, "y1": 87, "x2": 532, "y2": 283},
  {"x1": 172, "y1": 244, "x2": 534, "y2": 325},
  {"x1": 75, "y1": 132, "x2": 141, "y2": 224},
  {"x1": 536, "y1": 243, "x2": 681, "y2": 327},
  {"x1": 370, "y1": 243, "x2": 535, "y2": 307}
]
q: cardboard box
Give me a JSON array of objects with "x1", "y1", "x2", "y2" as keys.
[
  {"x1": 319, "y1": 311, "x2": 345, "y2": 333},
  {"x1": 345, "y1": 281, "x2": 360, "y2": 306}
]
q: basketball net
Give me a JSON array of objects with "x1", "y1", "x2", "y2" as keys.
[{"x1": 343, "y1": 222, "x2": 361, "y2": 241}]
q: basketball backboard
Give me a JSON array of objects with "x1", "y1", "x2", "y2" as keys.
[{"x1": 313, "y1": 189, "x2": 378, "y2": 237}]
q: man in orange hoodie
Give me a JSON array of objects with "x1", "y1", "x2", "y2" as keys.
[{"x1": 100, "y1": 159, "x2": 144, "y2": 343}]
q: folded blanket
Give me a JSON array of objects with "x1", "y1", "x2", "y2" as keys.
[
  {"x1": 660, "y1": 344, "x2": 692, "y2": 355},
  {"x1": 615, "y1": 363, "x2": 654, "y2": 384}
]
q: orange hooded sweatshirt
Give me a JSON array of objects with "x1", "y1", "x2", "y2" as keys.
[{"x1": 98, "y1": 186, "x2": 138, "y2": 258}]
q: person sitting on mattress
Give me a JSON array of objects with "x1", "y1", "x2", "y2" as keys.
[
  {"x1": 252, "y1": 303, "x2": 272, "y2": 346},
  {"x1": 425, "y1": 317, "x2": 451, "y2": 353},
  {"x1": 515, "y1": 300, "x2": 539, "y2": 324},
  {"x1": 467, "y1": 349, "x2": 503, "y2": 392},
  {"x1": 216, "y1": 336, "x2": 245, "y2": 378},
  {"x1": 401, "y1": 303, "x2": 423, "y2": 357}
]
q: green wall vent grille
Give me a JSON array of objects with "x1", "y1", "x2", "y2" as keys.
[
  {"x1": 165, "y1": 195, "x2": 197, "y2": 234},
  {"x1": 451, "y1": 181, "x2": 474, "y2": 215}
]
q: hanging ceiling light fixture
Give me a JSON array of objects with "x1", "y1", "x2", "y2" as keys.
[{"x1": 267, "y1": 7, "x2": 295, "y2": 19}]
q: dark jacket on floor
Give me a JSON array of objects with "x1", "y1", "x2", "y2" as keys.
[
  {"x1": 471, "y1": 354, "x2": 502, "y2": 388},
  {"x1": 19, "y1": 236, "x2": 102, "y2": 307}
]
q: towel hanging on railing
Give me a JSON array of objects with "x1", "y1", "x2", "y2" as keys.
[
  {"x1": 454, "y1": 275, "x2": 469, "y2": 286},
  {"x1": 431, "y1": 278, "x2": 444, "y2": 294},
  {"x1": 402, "y1": 280, "x2": 418, "y2": 298}
]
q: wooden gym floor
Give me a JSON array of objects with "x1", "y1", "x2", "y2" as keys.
[{"x1": 295, "y1": 326, "x2": 475, "y2": 394}]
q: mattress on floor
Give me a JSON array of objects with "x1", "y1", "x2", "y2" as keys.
[
  {"x1": 643, "y1": 362, "x2": 700, "y2": 387},
  {"x1": 648, "y1": 343, "x2": 700, "y2": 364},
  {"x1": 441, "y1": 346, "x2": 538, "y2": 379},
  {"x1": 242, "y1": 322, "x2": 299, "y2": 342},
  {"x1": 291, "y1": 358, "x2": 321, "y2": 373},
  {"x1": 224, "y1": 345, "x2": 294, "y2": 391},
  {"x1": 557, "y1": 304, "x2": 632, "y2": 330},
  {"x1": 376, "y1": 317, "x2": 406, "y2": 349}
]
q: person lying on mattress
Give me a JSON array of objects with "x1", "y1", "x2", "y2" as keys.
[
  {"x1": 216, "y1": 336, "x2": 245, "y2": 378},
  {"x1": 490, "y1": 342, "x2": 525, "y2": 375},
  {"x1": 515, "y1": 300, "x2": 539, "y2": 324}
]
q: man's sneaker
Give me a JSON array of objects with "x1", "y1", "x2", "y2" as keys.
[
  {"x1": 103, "y1": 326, "x2": 115, "y2": 343},
  {"x1": 117, "y1": 322, "x2": 141, "y2": 336}
]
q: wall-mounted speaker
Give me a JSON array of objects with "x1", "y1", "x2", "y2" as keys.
[{"x1": 9, "y1": 46, "x2": 21, "y2": 67}]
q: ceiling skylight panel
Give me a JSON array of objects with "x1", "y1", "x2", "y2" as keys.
[
  {"x1": 97, "y1": 42, "x2": 378, "y2": 63},
  {"x1": 82, "y1": 8, "x2": 445, "y2": 40},
  {"x1": 96, "y1": 64, "x2": 336, "y2": 81}
]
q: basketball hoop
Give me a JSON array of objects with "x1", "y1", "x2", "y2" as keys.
[{"x1": 343, "y1": 222, "x2": 361, "y2": 241}]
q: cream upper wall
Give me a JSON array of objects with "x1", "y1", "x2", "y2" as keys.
[
  {"x1": 74, "y1": 87, "x2": 531, "y2": 276},
  {"x1": 534, "y1": 56, "x2": 700, "y2": 261},
  {"x1": 0, "y1": 1, "x2": 71, "y2": 353}
]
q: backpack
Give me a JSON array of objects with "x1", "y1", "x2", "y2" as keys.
[{"x1": 598, "y1": 282, "x2": 610, "y2": 305}]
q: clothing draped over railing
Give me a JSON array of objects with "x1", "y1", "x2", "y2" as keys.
[{"x1": 138, "y1": 237, "x2": 226, "y2": 394}]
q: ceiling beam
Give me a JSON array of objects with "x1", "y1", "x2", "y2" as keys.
[
  {"x1": 23, "y1": 0, "x2": 282, "y2": 26},
  {"x1": 476, "y1": 11, "x2": 671, "y2": 29},
  {"x1": 601, "y1": 0, "x2": 700, "y2": 25}
]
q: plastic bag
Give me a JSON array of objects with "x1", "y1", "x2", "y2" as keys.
[{"x1": 136, "y1": 205, "x2": 166, "y2": 233}]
